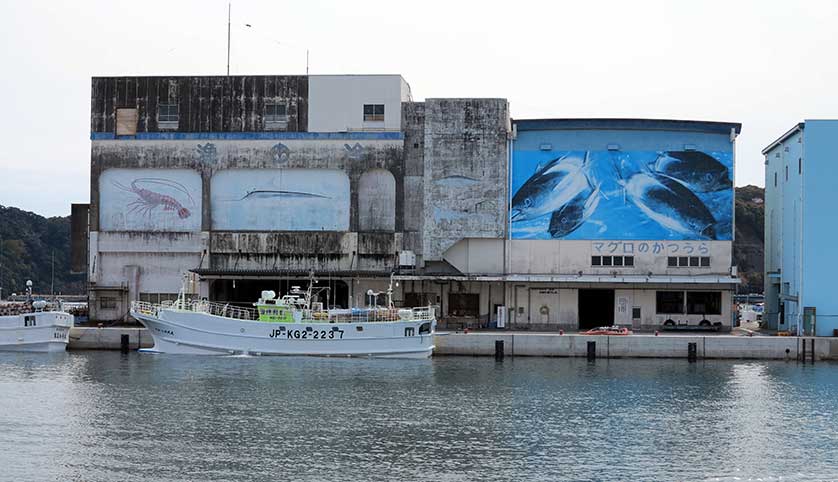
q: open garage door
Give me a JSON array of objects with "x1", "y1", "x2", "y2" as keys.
[{"x1": 578, "y1": 289, "x2": 615, "y2": 330}]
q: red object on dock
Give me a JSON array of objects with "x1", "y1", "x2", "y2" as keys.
[{"x1": 582, "y1": 326, "x2": 632, "y2": 336}]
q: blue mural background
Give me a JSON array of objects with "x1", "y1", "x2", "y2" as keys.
[{"x1": 510, "y1": 150, "x2": 733, "y2": 240}]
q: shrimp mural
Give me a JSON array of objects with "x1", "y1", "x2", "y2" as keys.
[{"x1": 99, "y1": 169, "x2": 202, "y2": 232}]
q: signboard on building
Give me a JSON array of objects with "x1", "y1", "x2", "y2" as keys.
[{"x1": 510, "y1": 150, "x2": 733, "y2": 241}]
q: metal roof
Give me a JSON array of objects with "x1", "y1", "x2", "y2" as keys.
[
  {"x1": 191, "y1": 268, "x2": 393, "y2": 278},
  {"x1": 761, "y1": 122, "x2": 804, "y2": 155},
  {"x1": 513, "y1": 118, "x2": 742, "y2": 135},
  {"x1": 394, "y1": 274, "x2": 740, "y2": 284}
]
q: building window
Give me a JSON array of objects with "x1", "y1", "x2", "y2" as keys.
[
  {"x1": 158, "y1": 103, "x2": 179, "y2": 128},
  {"x1": 613, "y1": 256, "x2": 623, "y2": 266},
  {"x1": 591, "y1": 256, "x2": 601, "y2": 266},
  {"x1": 687, "y1": 291, "x2": 722, "y2": 315},
  {"x1": 668, "y1": 257, "x2": 678, "y2": 267},
  {"x1": 264, "y1": 100, "x2": 288, "y2": 129},
  {"x1": 602, "y1": 256, "x2": 613, "y2": 266},
  {"x1": 799, "y1": 158, "x2": 802, "y2": 174},
  {"x1": 678, "y1": 256, "x2": 689, "y2": 267},
  {"x1": 785, "y1": 165, "x2": 789, "y2": 181},
  {"x1": 656, "y1": 291, "x2": 685, "y2": 314},
  {"x1": 774, "y1": 172, "x2": 777, "y2": 187},
  {"x1": 593, "y1": 255, "x2": 634, "y2": 267},
  {"x1": 116, "y1": 108, "x2": 138, "y2": 136},
  {"x1": 700, "y1": 257, "x2": 710, "y2": 267},
  {"x1": 689, "y1": 257, "x2": 700, "y2": 267},
  {"x1": 99, "y1": 297, "x2": 117, "y2": 310},
  {"x1": 624, "y1": 256, "x2": 634, "y2": 266},
  {"x1": 363, "y1": 104, "x2": 385, "y2": 122}
]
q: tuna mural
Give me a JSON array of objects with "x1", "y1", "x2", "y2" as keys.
[
  {"x1": 510, "y1": 150, "x2": 733, "y2": 240},
  {"x1": 99, "y1": 169, "x2": 202, "y2": 232}
]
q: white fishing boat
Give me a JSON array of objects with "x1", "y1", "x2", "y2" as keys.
[
  {"x1": 0, "y1": 290, "x2": 73, "y2": 353},
  {"x1": 130, "y1": 274, "x2": 436, "y2": 358}
]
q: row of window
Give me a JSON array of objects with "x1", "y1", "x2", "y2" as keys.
[
  {"x1": 668, "y1": 256, "x2": 711, "y2": 267},
  {"x1": 656, "y1": 291, "x2": 721, "y2": 315},
  {"x1": 137, "y1": 103, "x2": 385, "y2": 129},
  {"x1": 591, "y1": 256, "x2": 634, "y2": 267},
  {"x1": 592, "y1": 256, "x2": 712, "y2": 268}
]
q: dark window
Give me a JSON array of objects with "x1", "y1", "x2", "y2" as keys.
[
  {"x1": 687, "y1": 291, "x2": 722, "y2": 315},
  {"x1": 774, "y1": 172, "x2": 777, "y2": 186},
  {"x1": 159, "y1": 103, "x2": 179, "y2": 123},
  {"x1": 99, "y1": 297, "x2": 117, "y2": 310},
  {"x1": 363, "y1": 104, "x2": 385, "y2": 122},
  {"x1": 656, "y1": 291, "x2": 685, "y2": 314},
  {"x1": 632, "y1": 307, "x2": 641, "y2": 319},
  {"x1": 700, "y1": 257, "x2": 710, "y2": 267},
  {"x1": 624, "y1": 256, "x2": 634, "y2": 266},
  {"x1": 689, "y1": 257, "x2": 700, "y2": 267},
  {"x1": 602, "y1": 256, "x2": 612, "y2": 266},
  {"x1": 678, "y1": 256, "x2": 689, "y2": 267},
  {"x1": 613, "y1": 256, "x2": 623, "y2": 266},
  {"x1": 448, "y1": 293, "x2": 479, "y2": 317},
  {"x1": 799, "y1": 158, "x2": 802, "y2": 174},
  {"x1": 264, "y1": 101, "x2": 287, "y2": 123},
  {"x1": 785, "y1": 165, "x2": 789, "y2": 181},
  {"x1": 667, "y1": 257, "x2": 678, "y2": 267},
  {"x1": 591, "y1": 256, "x2": 602, "y2": 266}
]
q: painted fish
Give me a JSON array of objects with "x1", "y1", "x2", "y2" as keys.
[
  {"x1": 548, "y1": 187, "x2": 600, "y2": 238},
  {"x1": 240, "y1": 190, "x2": 330, "y2": 200},
  {"x1": 511, "y1": 152, "x2": 591, "y2": 222},
  {"x1": 652, "y1": 151, "x2": 731, "y2": 192},
  {"x1": 624, "y1": 172, "x2": 718, "y2": 239}
]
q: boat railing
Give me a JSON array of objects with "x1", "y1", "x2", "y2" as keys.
[{"x1": 131, "y1": 300, "x2": 435, "y2": 323}]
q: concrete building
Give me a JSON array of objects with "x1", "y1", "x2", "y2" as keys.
[
  {"x1": 81, "y1": 74, "x2": 508, "y2": 322},
  {"x1": 400, "y1": 118, "x2": 742, "y2": 331},
  {"x1": 763, "y1": 120, "x2": 838, "y2": 336},
  {"x1": 80, "y1": 74, "x2": 740, "y2": 330}
]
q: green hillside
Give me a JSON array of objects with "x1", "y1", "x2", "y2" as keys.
[
  {"x1": 733, "y1": 185, "x2": 765, "y2": 293},
  {"x1": 0, "y1": 205, "x2": 85, "y2": 297}
]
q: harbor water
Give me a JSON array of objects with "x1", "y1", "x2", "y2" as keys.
[{"x1": 1, "y1": 353, "x2": 837, "y2": 481}]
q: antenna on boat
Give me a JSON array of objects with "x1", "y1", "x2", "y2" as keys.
[{"x1": 387, "y1": 272, "x2": 396, "y2": 309}]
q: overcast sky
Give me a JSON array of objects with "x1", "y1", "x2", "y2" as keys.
[{"x1": 1, "y1": 0, "x2": 837, "y2": 217}]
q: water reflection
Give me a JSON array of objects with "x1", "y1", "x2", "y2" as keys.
[{"x1": 1, "y1": 353, "x2": 837, "y2": 481}]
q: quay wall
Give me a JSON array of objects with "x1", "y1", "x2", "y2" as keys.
[
  {"x1": 435, "y1": 333, "x2": 838, "y2": 360},
  {"x1": 69, "y1": 327, "x2": 154, "y2": 350}
]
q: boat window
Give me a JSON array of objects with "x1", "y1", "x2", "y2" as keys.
[
  {"x1": 356, "y1": 326, "x2": 364, "y2": 332},
  {"x1": 418, "y1": 322, "x2": 431, "y2": 335}
]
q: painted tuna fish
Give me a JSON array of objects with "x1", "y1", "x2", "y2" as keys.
[
  {"x1": 652, "y1": 151, "x2": 731, "y2": 192},
  {"x1": 548, "y1": 187, "x2": 600, "y2": 238},
  {"x1": 624, "y1": 172, "x2": 718, "y2": 239},
  {"x1": 511, "y1": 152, "x2": 591, "y2": 222}
]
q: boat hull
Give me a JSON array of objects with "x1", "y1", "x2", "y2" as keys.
[
  {"x1": 132, "y1": 308, "x2": 435, "y2": 358},
  {"x1": 0, "y1": 311, "x2": 73, "y2": 353}
]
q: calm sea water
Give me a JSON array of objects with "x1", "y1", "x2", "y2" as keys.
[{"x1": 1, "y1": 352, "x2": 837, "y2": 482}]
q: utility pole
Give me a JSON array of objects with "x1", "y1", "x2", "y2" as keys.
[{"x1": 226, "y1": 3, "x2": 231, "y2": 76}]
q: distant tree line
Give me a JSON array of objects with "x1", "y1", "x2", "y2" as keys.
[{"x1": 0, "y1": 205, "x2": 85, "y2": 297}]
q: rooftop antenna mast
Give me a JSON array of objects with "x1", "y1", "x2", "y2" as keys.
[{"x1": 226, "y1": 3, "x2": 231, "y2": 75}]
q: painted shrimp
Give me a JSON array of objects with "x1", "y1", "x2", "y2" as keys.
[{"x1": 112, "y1": 178, "x2": 195, "y2": 219}]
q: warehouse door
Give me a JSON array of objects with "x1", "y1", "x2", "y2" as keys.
[{"x1": 578, "y1": 289, "x2": 615, "y2": 330}]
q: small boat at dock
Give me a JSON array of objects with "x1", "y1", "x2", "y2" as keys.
[
  {"x1": 0, "y1": 287, "x2": 73, "y2": 352},
  {"x1": 130, "y1": 274, "x2": 436, "y2": 358}
]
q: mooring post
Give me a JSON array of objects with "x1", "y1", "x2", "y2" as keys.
[
  {"x1": 587, "y1": 341, "x2": 596, "y2": 360},
  {"x1": 120, "y1": 334, "x2": 130, "y2": 354},
  {"x1": 495, "y1": 340, "x2": 504, "y2": 361},
  {"x1": 687, "y1": 342, "x2": 697, "y2": 362},
  {"x1": 801, "y1": 338, "x2": 807, "y2": 363}
]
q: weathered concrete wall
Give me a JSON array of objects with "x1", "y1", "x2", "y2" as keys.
[
  {"x1": 422, "y1": 99, "x2": 509, "y2": 261},
  {"x1": 91, "y1": 76, "x2": 308, "y2": 133},
  {"x1": 435, "y1": 332, "x2": 838, "y2": 360},
  {"x1": 401, "y1": 102, "x2": 426, "y2": 261},
  {"x1": 70, "y1": 327, "x2": 154, "y2": 350}
]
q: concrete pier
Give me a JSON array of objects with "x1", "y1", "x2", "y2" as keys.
[
  {"x1": 66, "y1": 327, "x2": 838, "y2": 360},
  {"x1": 69, "y1": 327, "x2": 153, "y2": 350},
  {"x1": 435, "y1": 332, "x2": 838, "y2": 361}
]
